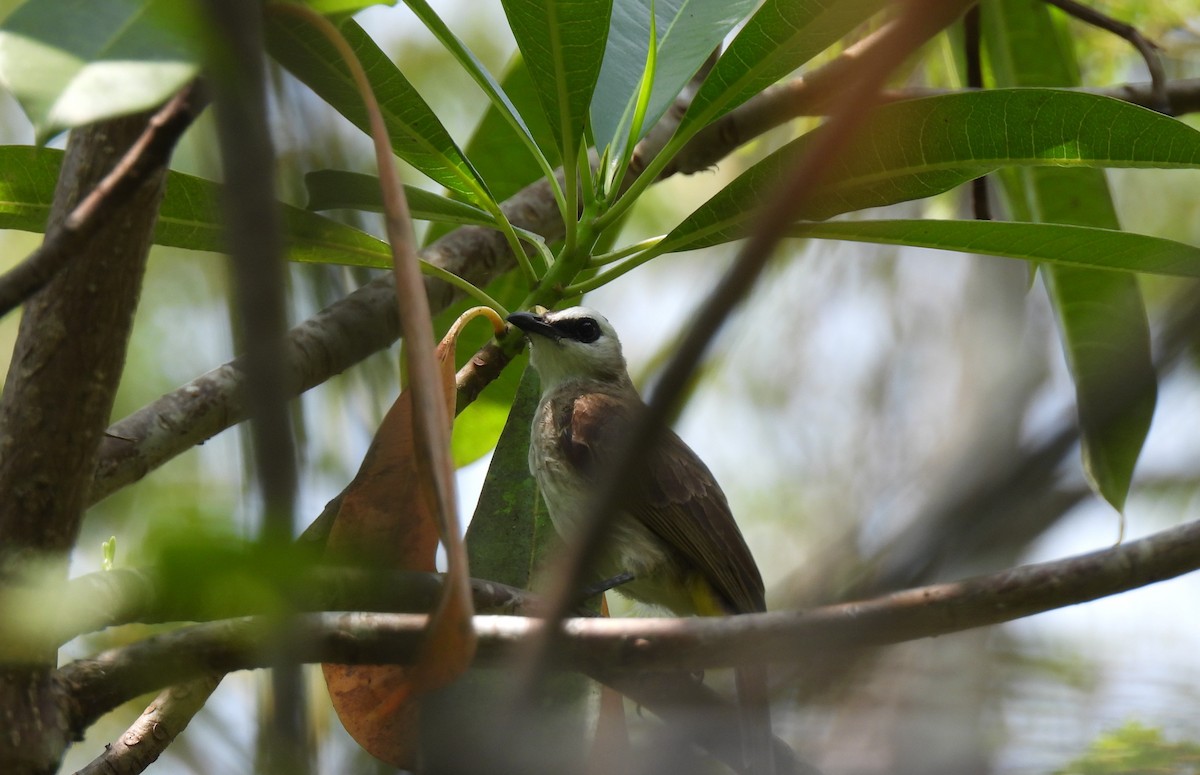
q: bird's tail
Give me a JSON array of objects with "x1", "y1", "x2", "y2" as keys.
[{"x1": 735, "y1": 663, "x2": 776, "y2": 775}]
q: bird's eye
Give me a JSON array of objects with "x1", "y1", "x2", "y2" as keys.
[{"x1": 574, "y1": 318, "x2": 601, "y2": 343}]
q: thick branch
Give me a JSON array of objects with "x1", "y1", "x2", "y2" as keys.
[
  {"x1": 57, "y1": 515, "x2": 1200, "y2": 731},
  {"x1": 0, "y1": 106, "x2": 170, "y2": 774}
]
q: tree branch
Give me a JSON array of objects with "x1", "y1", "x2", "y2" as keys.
[
  {"x1": 0, "y1": 566, "x2": 532, "y2": 658},
  {"x1": 55, "y1": 515, "x2": 1200, "y2": 734},
  {"x1": 0, "y1": 82, "x2": 206, "y2": 320},
  {"x1": 71, "y1": 674, "x2": 222, "y2": 775},
  {"x1": 1044, "y1": 0, "x2": 1170, "y2": 113}
]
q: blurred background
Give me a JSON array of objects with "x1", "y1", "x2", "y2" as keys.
[{"x1": 1, "y1": 1, "x2": 1199, "y2": 772}]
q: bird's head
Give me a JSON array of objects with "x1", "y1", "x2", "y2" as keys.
[{"x1": 506, "y1": 306, "x2": 631, "y2": 391}]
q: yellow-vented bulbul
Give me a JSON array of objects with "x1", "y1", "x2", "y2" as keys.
[{"x1": 507, "y1": 306, "x2": 774, "y2": 775}]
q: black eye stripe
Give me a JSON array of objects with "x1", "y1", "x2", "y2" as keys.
[{"x1": 554, "y1": 317, "x2": 602, "y2": 343}]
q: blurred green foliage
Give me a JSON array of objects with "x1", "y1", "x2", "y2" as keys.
[{"x1": 1056, "y1": 722, "x2": 1200, "y2": 775}]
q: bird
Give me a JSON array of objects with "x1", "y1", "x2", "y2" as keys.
[{"x1": 506, "y1": 305, "x2": 775, "y2": 774}]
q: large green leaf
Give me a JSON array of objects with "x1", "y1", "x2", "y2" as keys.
[
  {"x1": 265, "y1": 16, "x2": 493, "y2": 206},
  {"x1": 305, "y1": 169, "x2": 498, "y2": 229},
  {"x1": 465, "y1": 364, "x2": 557, "y2": 589},
  {"x1": 802, "y1": 220, "x2": 1200, "y2": 277},
  {"x1": 425, "y1": 54, "x2": 559, "y2": 247},
  {"x1": 679, "y1": 0, "x2": 886, "y2": 135},
  {"x1": 660, "y1": 89, "x2": 1200, "y2": 254},
  {"x1": 0, "y1": 145, "x2": 391, "y2": 267},
  {"x1": 590, "y1": 0, "x2": 755, "y2": 155},
  {"x1": 0, "y1": 0, "x2": 200, "y2": 143},
  {"x1": 500, "y1": 0, "x2": 612, "y2": 163},
  {"x1": 986, "y1": 0, "x2": 1155, "y2": 513}
]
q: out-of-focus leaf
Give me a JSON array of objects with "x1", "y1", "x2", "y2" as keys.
[
  {"x1": 265, "y1": 16, "x2": 494, "y2": 205},
  {"x1": 590, "y1": 0, "x2": 756, "y2": 155},
  {"x1": 305, "y1": 169, "x2": 498, "y2": 228},
  {"x1": 678, "y1": 0, "x2": 886, "y2": 134},
  {"x1": 0, "y1": 0, "x2": 201, "y2": 142},
  {"x1": 986, "y1": 0, "x2": 1155, "y2": 512},
  {"x1": 801, "y1": 220, "x2": 1200, "y2": 277},
  {"x1": 0, "y1": 146, "x2": 391, "y2": 267},
  {"x1": 465, "y1": 364, "x2": 557, "y2": 589},
  {"x1": 500, "y1": 0, "x2": 612, "y2": 163},
  {"x1": 660, "y1": 90, "x2": 1200, "y2": 254}
]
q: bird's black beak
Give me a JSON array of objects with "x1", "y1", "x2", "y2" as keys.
[{"x1": 507, "y1": 311, "x2": 560, "y2": 341}]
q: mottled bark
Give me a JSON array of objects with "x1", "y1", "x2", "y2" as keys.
[{"x1": 0, "y1": 112, "x2": 165, "y2": 773}]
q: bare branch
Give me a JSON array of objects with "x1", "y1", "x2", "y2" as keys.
[
  {"x1": 72, "y1": 675, "x2": 222, "y2": 775},
  {"x1": 0, "y1": 566, "x2": 531, "y2": 655},
  {"x1": 1044, "y1": 0, "x2": 1170, "y2": 113},
  {"x1": 54, "y1": 514, "x2": 1200, "y2": 733}
]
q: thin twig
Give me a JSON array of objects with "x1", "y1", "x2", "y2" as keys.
[
  {"x1": 0, "y1": 81, "x2": 206, "y2": 319},
  {"x1": 1044, "y1": 0, "x2": 1171, "y2": 113},
  {"x1": 964, "y1": 6, "x2": 991, "y2": 221}
]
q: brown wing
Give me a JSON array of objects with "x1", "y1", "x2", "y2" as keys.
[{"x1": 558, "y1": 389, "x2": 766, "y2": 614}]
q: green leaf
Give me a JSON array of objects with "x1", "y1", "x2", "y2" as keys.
[
  {"x1": 305, "y1": 169, "x2": 498, "y2": 229},
  {"x1": 660, "y1": 89, "x2": 1200, "y2": 254},
  {"x1": 590, "y1": 0, "x2": 756, "y2": 155},
  {"x1": 802, "y1": 220, "x2": 1200, "y2": 277},
  {"x1": 265, "y1": 16, "x2": 494, "y2": 206},
  {"x1": 425, "y1": 54, "x2": 559, "y2": 246},
  {"x1": 0, "y1": 145, "x2": 391, "y2": 267},
  {"x1": 500, "y1": 0, "x2": 612, "y2": 163},
  {"x1": 302, "y1": 0, "x2": 388, "y2": 13},
  {"x1": 465, "y1": 364, "x2": 558, "y2": 589},
  {"x1": 679, "y1": 0, "x2": 886, "y2": 134},
  {"x1": 0, "y1": 0, "x2": 201, "y2": 143},
  {"x1": 401, "y1": 0, "x2": 554, "y2": 189},
  {"x1": 986, "y1": 0, "x2": 1155, "y2": 513}
]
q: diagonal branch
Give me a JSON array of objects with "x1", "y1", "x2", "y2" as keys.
[{"x1": 71, "y1": 674, "x2": 222, "y2": 775}]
